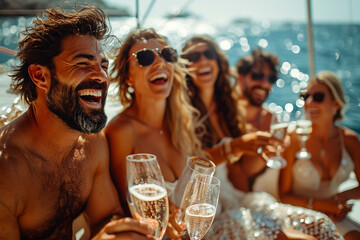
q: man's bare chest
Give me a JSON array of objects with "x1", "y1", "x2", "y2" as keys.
[{"x1": 20, "y1": 153, "x2": 93, "y2": 239}]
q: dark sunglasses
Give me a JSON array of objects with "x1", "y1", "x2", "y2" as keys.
[
  {"x1": 181, "y1": 49, "x2": 217, "y2": 63},
  {"x1": 251, "y1": 72, "x2": 278, "y2": 84},
  {"x1": 130, "y1": 47, "x2": 178, "y2": 67},
  {"x1": 299, "y1": 92, "x2": 325, "y2": 103}
]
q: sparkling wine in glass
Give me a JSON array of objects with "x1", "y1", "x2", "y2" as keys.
[
  {"x1": 126, "y1": 153, "x2": 169, "y2": 239},
  {"x1": 172, "y1": 156, "x2": 216, "y2": 226},
  {"x1": 267, "y1": 110, "x2": 290, "y2": 169},
  {"x1": 295, "y1": 110, "x2": 313, "y2": 159},
  {"x1": 185, "y1": 174, "x2": 220, "y2": 240}
]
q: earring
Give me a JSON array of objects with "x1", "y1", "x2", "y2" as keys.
[{"x1": 128, "y1": 84, "x2": 134, "y2": 93}]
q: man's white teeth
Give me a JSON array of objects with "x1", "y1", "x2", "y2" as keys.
[
  {"x1": 254, "y1": 88, "x2": 266, "y2": 97},
  {"x1": 79, "y1": 89, "x2": 102, "y2": 97},
  {"x1": 198, "y1": 67, "x2": 211, "y2": 74},
  {"x1": 151, "y1": 73, "x2": 168, "y2": 81}
]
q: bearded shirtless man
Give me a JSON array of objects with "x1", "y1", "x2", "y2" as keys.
[
  {"x1": 228, "y1": 48, "x2": 281, "y2": 195},
  {"x1": 0, "y1": 6, "x2": 156, "y2": 240}
]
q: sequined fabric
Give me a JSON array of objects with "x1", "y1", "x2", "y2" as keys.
[{"x1": 204, "y1": 163, "x2": 343, "y2": 240}]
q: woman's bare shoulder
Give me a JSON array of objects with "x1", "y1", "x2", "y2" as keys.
[
  {"x1": 341, "y1": 125, "x2": 360, "y2": 143},
  {"x1": 105, "y1": 111, "x2": 135, "y2": 135},
  {"x1": 104, "y1": 111, "x2": 137, "y2": 155},
  {"x1": 340, "y1": 126, "x2": 360, "y2": 161}
]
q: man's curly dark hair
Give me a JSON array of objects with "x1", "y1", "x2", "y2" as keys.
[{"x1": 10, "y1": 5, "x2": 110, "y2": 104}]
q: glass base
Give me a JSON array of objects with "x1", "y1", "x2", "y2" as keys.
[
  {"x1": 296, "y1": 151, "x2": 312, "y2": 160},
  {"x1": 266, "y1": 156, "x2": 287, "y2": 169}
]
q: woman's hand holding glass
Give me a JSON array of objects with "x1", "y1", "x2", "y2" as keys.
[
  {"x1": 267, "y1": 110, "x2": 291, "y2": 169},
  {"x1": 229, "y1": 130, "x2": 283, "y2": 168},
  {"x1": 165, "y1": 198, "x2": 186, "y2": 239},
  {"x1": 230, "y1": 131, "x2": 277, "y2": 155},
  {"x1": 310, "y1": 197, "x2": 353, "y2": 222}
]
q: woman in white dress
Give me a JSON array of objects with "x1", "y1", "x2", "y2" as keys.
[
  {"x1": 104, "y1": 28, "x2": 205, "y2": 239},
  {"x1": 182, "y1": 35, "x2": 343, "y2": 240},
  {"x1": 280, "y1": 71, "x2": 360, "y2": 239}
]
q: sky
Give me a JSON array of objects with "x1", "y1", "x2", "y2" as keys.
[{"x1": 105, "y1": 0, "x2": 360, "y2": 26}]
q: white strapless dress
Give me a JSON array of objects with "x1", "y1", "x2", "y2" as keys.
[{"x1": 205, "y1": 163, "x2": 343, "y2": 240}]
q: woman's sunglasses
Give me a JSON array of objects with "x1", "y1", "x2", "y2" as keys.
[
  {"x1": 181, "y1": 49, "x2": 217, "y2": 63},
  {"x1": 299, "y1": 92, "x2": 325, "y2": 103},
  {"x1": 251, "y1": 72, "x2": 278, "y2": 84},
  {"x1": 130, "y1": 47, "x2": 178, "y2": 67}
]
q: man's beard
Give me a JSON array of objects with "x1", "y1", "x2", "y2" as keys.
[
  {"x1": 243, "y1": 85, "x2": 269, "y2": 107},
  {"x1": 46, "y1": 72, "x2": 108, "y2": 134}
]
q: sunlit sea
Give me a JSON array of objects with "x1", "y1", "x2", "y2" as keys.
[{"x1": 1, "y1": 16, "x2": 360, "y2": 134}]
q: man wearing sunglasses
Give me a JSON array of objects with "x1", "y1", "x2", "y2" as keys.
[
  {"x1": 0, "y1": 6, "x2": 157, "y2": 240},
  {"x1": 228, "y1": 48, "x2": 282, "y2": 198},
  {"x1": 235, "y1": 47, "x2": 280, "y2": 131}
]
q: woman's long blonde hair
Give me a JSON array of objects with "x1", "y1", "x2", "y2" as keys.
[{"x1": 110, "y1": 28, "x2": 205, "y2": 158}]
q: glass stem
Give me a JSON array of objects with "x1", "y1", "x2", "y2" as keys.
[
  {"x1": 276, "y1": 145, "x2": 281, "y2": 156},
  {"x1": 300, "y1": 139, "x2": 307, "y2": 152}
]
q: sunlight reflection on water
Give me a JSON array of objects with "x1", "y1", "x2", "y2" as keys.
[{"x1": 1, "y1": 16, "x2": 360, "y2": 133}]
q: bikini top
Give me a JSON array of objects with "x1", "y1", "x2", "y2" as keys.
[{"x1": 292, "y1": 129, "x2": 354, "y2": 199}]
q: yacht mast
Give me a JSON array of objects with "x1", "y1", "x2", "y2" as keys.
[{"x1": 306, "y1": 0, "x2": 315, "y2": 78}]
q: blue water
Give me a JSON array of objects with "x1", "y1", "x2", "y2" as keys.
[{"x1": 1, "y1": 16, "x2": 360, "y2": 134}]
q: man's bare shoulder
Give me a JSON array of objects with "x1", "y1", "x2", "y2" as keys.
[
  {"x1": 261, "y1": 107, "x2": 273, "y2": 118},
  {"x1": 0, "y1": 123, "x2": 30, "y2": 218},
  {"x1": 0, "y1": 121, "x2": 30, "y2": 172},
  {"x1": 245, "y1": 107, "x2": 273, "y2": 132},
  {"x1": 85, "y1": 130, "x2": 108, "y2": 149}
]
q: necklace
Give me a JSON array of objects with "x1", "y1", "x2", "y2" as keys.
[{"x1": 128, "y1": 115, "x2": 164, "y2": 135}]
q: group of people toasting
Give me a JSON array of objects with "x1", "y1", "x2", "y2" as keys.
[{"x1": 0, "y1": 4, "x2": 359, "y2": 240}]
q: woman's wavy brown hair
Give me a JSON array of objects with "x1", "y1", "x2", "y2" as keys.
[
  {"x1": 10, "y1": 5, "x2": 110, "y2": 105},
  {"x1": 182, "y1": 35, "x2": 244, "y2": 149}
]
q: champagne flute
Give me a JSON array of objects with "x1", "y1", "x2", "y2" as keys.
[
  {"x1": 295, "y1": 109, "x2": 313, "y2": 159},
  {"x1": 126, "y1": 153, "x2": 169, "y2": 239},
  {"x1": 172, "y1": 156, "x2": 216, "y2": 226},
  {"x1": 267, "y1": 110, "x2": 290, "y2": 169},
  {"x1": 185, "y1": 174, "x2": 220, "y2": 240}
]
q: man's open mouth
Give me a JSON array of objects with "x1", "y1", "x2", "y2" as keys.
[{"x1": 78, "y1": 89, "x2": 103, "y2": 107}]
